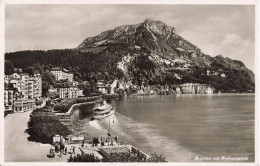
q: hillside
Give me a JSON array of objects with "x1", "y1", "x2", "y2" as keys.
[{"x1": 5, "y1": 19, "x2": 255, "y2": 93}]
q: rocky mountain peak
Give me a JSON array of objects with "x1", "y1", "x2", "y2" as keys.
[
  {"x1": 77, "y1": 19, "x2": 181, "y2": 51},
  {"x1": 142, "y1": 19, "x2": 175, "y2": 35},
  {"x1": 216, "y1": 54, "x2": 224, "y2": 58}
]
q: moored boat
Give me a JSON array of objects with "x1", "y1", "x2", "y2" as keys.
[{"x1": 91, "y1": 101, "x2": 115, "y2": 120}]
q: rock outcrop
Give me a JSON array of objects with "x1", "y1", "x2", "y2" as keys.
[{"x1": 177, "y1": 83, "x2": 214, "y2": 94}]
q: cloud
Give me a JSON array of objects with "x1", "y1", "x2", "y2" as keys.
[
  {"x1": 218, "y1": 34, "x2": 254, "y2": 70},
  {"x1": 5, "y1": 4, "x2": 255, "y2": 72},
  {"x1": 221, "y1": 33, "x2": 242, "y2": 46}
]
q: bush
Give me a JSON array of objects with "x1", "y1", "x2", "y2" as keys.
[
  {"x1": 54, "y1": 99, "x2": 76, "y2": 113},
  {"x1": 75, "y1": 96, "x2": 100, "y2": 103},
  {"x1": 68, "y1": 152, "x2": 167, "y2": 162},
  {"x1": 147, "y1": 153, "x2": 167, "y2": 162},
  {"x1": 103, "y1": 153, "x2": 143, "y2": 162},
  {"x1": 68, "y1": 154, "x2": 100, "y2": 162}
]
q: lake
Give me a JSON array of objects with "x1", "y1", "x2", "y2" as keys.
[{"x1": 71, "y1": 94, "x2": 255, "y2": 162}]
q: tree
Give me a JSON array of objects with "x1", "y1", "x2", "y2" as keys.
[
  {"x1": 27, "y1": 66, "x2": 35, "y2": 76},
  {"x1": 5, "y1": 60, "x2": 14, "y2": 75},
  {"x1": 42, "y1": 81, "x2": 50, "y2": 97},
  {"x1": 78, "y1": 81, "x2": 92, "y2": 97},
  {"x1": 27, "y1": 114, "x2": 71, "y2": 144},
  {"x1": 42, "y1": 71, "x2": 55, "y2": 85}
]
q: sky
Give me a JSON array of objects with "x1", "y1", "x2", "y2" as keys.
[{"x1": 5, "y1": 4, "x2": 255, "y2": 71}]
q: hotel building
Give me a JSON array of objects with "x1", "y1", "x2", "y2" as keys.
[
  {"x1": 4, "y1": 73, "x2": 42, "y2": 113},
  {"x1": 58, "y1": 86, "x2": 79, "y2": 98},
  {"x1": 51, "y1": 67, "x2": 74, "y2": 82}
]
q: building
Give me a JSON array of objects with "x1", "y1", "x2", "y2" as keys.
[
  {"x1": 58, "y1": 86, "x2": 79, "y2": 98},
  {"x1": 18, "y1": 74, "x2": 30, "y2": 99},
  {"x1": 72, "y1": 81, "x2": 79, "y2": 86},
  {"x1": 29, "y1": 74, "x2": 42, "y2": 99},
  {"x1": 14, "y1": 68, "x2": 22, "y2": 73},
  {"x1": 221, "y1": 73, "x2": 226, "y2": 78},
  {"x1": 51, "y1": 67, "x2": 63, "y2": 80},
  {"x1": 5, "y1": 81, "x2": 35, "y2": 113},
  {"x1": 14, "y1": 99, "x2": 36, "y2": 112},
  {"x1": 7, "y1": 73, "x2": 42, "y2": 99},
  {"x1": 4, "y1": 72, "x2": 42, "y2": 113},
  {"x1": 97, "y1": 80, "x2": 109, "y2": 94},
  {"x1": 4, "y1": 88, "x2": 14, "y2": 111},
  {"x1": 4, "y1": 82, "x2": 25, "y2": 112},
  {"x1": 77, "y1": 89, "x2": 85, "y2": 97},
  {"x1": 51, "y1": 67, "x2": 74, "y2": 82},
  {"x1": 67, "y1": 73, "x2": 74, "y2": 82}
]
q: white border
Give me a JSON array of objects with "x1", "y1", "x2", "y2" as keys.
[
  {"x1": 0, "y1": 0, "x2": 5, "y2": 165},
  {"x1": 1, "y1": 0, "x2": 259, "y2": 166},
  {"x1": 1, "y1": 0, "x2": 258, "y2": 5}
]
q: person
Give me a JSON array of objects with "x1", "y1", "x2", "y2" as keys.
[
  {"x1": 72, "y1": 146, "x2": 75, "y2": 154},
  {"x1": 60, "y1": 144, "x2": 64, "y2": 152},
  {"x1": 55, "y1": 144, "x2": 59, "y2": 152},
  {"x1": 82, "y1": 139, "x2": 84, "y2": 147},
  {"x1": 69, "y1": 154, "x2": 73, "y2": 161},
  {"x1": 64, "y1": 147, "x2": 67, "y2": 155},
  {"x1": 114, "y1": 136, "x2": 118, "y2": 142},
  {"x1": 60, "y1": 149, "x2": 62, "y2": 158}
]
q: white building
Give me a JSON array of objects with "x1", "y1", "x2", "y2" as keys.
[
  {"x1": 4, "y1": 88, "x2": 14, "y2": 111},
  {"x1": 4, "y1": 72, "x2": 42, "y2": 113},
  {"x1": 51, "y1": 67, "x2": 64, "y2": 80},
  {"x1": 29, "y1": 74, "x2": 42, "y2": 99},
  {"x1": 58, "y1": 86, "x2": 79, "y2": 98},
  {"x1": 8, "y1": 73, "x2": 42, "y2": 100},
  {"x1": 51, "y1": 67, "x2": 74, "y2": 82},
  {"x1": 67, "y1": 73, "x2": 74, "y2": 82},
  {"x1": 77, "y1": 89, "x2": 85, "y2": 97},
  {"x1": 14, "y1": 99, "x2": 36, "y2": 112},
  {"x1": 97, "y1": 80, "x2": 109, "y2": 94}
]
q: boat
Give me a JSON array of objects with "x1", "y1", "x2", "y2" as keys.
[{"x1": 91, "y1": 101, "x2": 115, "y2": 120}]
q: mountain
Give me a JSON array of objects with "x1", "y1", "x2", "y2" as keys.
[
  {"x1": 78, "y1": 19, "x2": 201, "y2": 59},
  {"x1": 5, "y1": 19, "x2": 255, "y2": 93}
]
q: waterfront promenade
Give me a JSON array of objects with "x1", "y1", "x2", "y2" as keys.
[{"x1": 5, "y1": 111, "x2": 81, "y2": 162}]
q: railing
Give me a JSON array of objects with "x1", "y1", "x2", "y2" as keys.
[{"x1": 130, "y1": 145, "x2": 150, "y2": 159}]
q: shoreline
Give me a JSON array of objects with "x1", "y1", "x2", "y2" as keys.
[
  {"x1": 66, "y1": 99, "x2": 103, "y2": 115},
  {"x1": 130, "y1": 92, "x2": 255, "y2": 97}
]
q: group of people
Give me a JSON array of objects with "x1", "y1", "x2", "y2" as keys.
[
  {"x1": 49, "y1": 143, "x2": 76, "y2": 158},
  {"x1": 92, "y1": 136, "x2": 119, "y2": 147}
]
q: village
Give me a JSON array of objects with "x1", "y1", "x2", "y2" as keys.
[{"x1": 4, "y1": 66, "x2": 164, "y2": 162}]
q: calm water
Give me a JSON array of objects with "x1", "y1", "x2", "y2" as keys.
[{"x1": 71, "y1": 94, "x2": 255, "y2": 162}]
